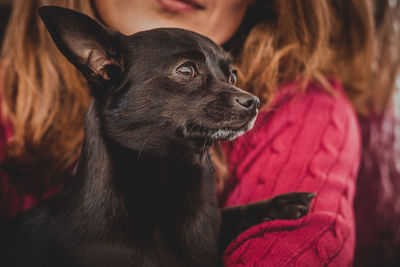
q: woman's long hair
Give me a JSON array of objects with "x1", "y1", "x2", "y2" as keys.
[
  {"x1": 1, "y1": 0, "x2": 93, "y2": 182},
  {"x1": 237, "y1": 0, "x2": 399, "y2": 113}
]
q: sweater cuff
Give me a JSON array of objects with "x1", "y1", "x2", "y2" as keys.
[{"x1": 223, "y1": 213, "x2": 354, "y2": 266}]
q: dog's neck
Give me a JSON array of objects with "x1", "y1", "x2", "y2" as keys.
[{"x1": 71, "y1": 102, "x2": 216, "y2": 234}]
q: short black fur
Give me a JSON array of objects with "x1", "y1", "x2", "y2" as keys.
[{"x1": 0, "y1": 6, "x2": 315, "y2": 267}]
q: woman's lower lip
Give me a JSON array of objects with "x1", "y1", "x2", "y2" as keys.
[{"x1": 155, "y1": 0, "x2": 203, "y2": 12}]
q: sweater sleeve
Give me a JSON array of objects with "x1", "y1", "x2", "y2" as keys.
[{"x1": 221, "y1": 82, "x2": 361, "y2": 266}]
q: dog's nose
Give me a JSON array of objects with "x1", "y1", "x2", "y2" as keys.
[{"x1": 234, "y1": 95, "x2": 260, "y2": 110}]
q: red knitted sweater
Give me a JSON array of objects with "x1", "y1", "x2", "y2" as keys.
[
  {"x1": 221, "y1": 80, "x2": 361, "y2": 266},
  {"x1": 0, "y1": 80, "x2": 360, "y2": 266}
]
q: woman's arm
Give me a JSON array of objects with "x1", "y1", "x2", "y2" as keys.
[{"x1": 222, "y1": 82, "x2": 361, "y2": 266}]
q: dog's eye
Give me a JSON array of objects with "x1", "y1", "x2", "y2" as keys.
[
  {"x1": 176, "y1": 62, "x2": 197, "y2": 78},
  {"x1": 229, "y1": 70, "x2": 237, "y2": 85}
]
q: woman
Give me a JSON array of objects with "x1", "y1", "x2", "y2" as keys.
[{"x1": 1, "y1": 0, "x2": 399, "y2": 266}]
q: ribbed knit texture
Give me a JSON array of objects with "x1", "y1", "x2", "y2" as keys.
[{"x1": 221, "y1": 80, "x2": 361, "y2": 266}]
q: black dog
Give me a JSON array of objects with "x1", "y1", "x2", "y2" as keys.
[{"x1": 0, "y1": 6, "x2": 315, "y2": 267}]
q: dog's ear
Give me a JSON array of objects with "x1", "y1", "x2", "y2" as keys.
[{"x1": 38, "y1": 6, "x2": 124, "y2": 85}]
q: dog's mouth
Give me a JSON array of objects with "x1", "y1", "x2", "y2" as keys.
[{"x1": 183, "y1": 114, "x2": 258, "y2": 141}]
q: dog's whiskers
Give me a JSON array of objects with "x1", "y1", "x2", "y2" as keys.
[
  {"x1": 138, "y1": 133, "x2": 156, "y2": 158},
  {"x1": 188, "y1": 123, "x2": 197, "y2": 137}
]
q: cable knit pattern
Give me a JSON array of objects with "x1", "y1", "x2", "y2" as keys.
[{"x1": 221, "y1": 80, "x2": 361, "y2": 266}]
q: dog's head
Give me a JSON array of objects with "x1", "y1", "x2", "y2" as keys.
[{"x1": 39, "y1": 6, "x2": 259, "y2": 154}]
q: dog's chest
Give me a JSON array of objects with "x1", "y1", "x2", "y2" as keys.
[{"x1": 69, "y1": 208, "x2": 221, "y2": 267}]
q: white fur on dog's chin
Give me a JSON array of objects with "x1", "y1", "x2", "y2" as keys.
[
  {"x1": 211, "y1": 129, "x2": 245, "y2": 140},
  {"x1": 213, "y1": 112, "x2": 258, "y2": 141},
  {"x1": 182, "y1": 111, "x2": 258, "y2": 141}
]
